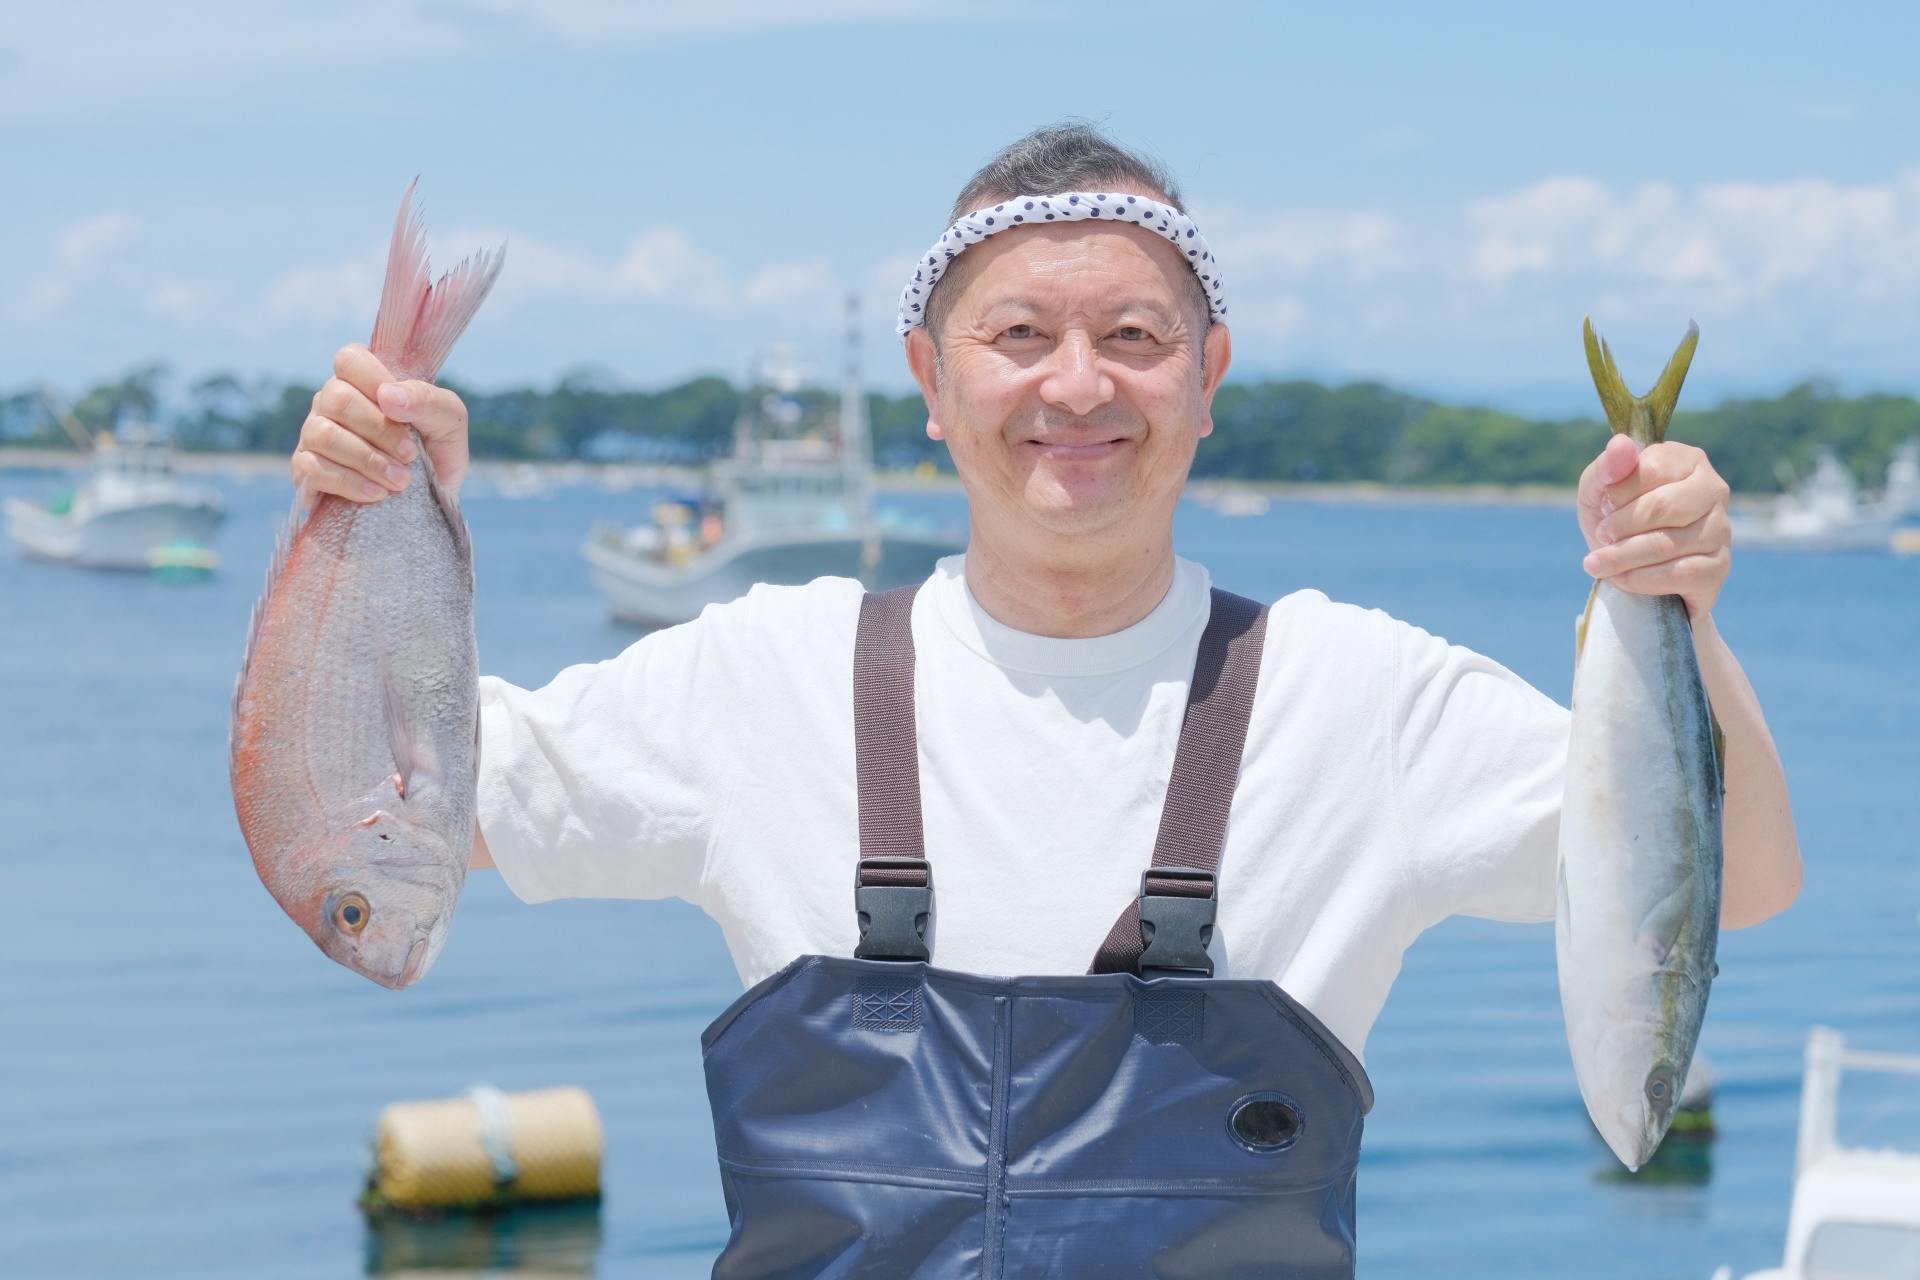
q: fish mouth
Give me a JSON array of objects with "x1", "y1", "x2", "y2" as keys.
[{"x1": 377, "y1": 936, "x2": 432, "y2": 991}]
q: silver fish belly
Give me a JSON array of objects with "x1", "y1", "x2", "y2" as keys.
[{"x1": 1558, "y1": 582, "x2": 1722, "y2": 1169}]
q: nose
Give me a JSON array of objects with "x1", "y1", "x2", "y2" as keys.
[{"x1": 1037, "y1": 330, "x2": 1114, "y2": 418}]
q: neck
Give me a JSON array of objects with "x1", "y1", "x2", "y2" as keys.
[{"x1": 961, "y1": 518, "x2": 1178, "y2": 639}]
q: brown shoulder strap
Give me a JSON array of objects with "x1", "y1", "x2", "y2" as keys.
[
  {"x1": 1091, "y1": 589, "x2": 1270, "y2": 976},
  {"x1": 851, "y1": 585, "x2": 932, "y2": 960}
]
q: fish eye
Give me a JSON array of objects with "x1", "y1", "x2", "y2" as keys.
[
  {"x1": 334, "y1": 893, "x2": 371, "y2": 935},
  {"x1": 1647, "y1": 1076, "x2": 1670, "y2": 1102}
]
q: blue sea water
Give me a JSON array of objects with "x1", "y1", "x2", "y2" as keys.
[{"x1": 0, "y1": 470, "x2": 1914, "y2": 1280}]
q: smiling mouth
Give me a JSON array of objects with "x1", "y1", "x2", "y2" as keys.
[{"x1": 1024, "y1": 438, "x2": 1130, "y2": 458}]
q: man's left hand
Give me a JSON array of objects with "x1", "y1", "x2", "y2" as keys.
[{"x1": 1577, "y1": 434, "x2": 1732, "y2": 618}]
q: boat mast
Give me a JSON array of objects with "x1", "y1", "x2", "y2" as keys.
[{"x1": 839, "y1": 293, "x2": 881, "y2": 581}]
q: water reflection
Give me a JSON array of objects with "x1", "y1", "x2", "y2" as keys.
[
  {"x1": 1596, "y1": 1130, "x2": 1715, "y2": 1188},
  {"x1": 364, "y1": 1201, "x2": 602, "y2": 1277}
]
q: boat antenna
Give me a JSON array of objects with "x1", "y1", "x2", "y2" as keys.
[
  {"x1": 840, "y1": 293, "x2": 871, "y2": 483},
  {"x1": 39, "y1": 391, "x2": 95, "y2": 453},
  {"x1": 841, "y1": 293, "x2": 880, "y2": 583}
]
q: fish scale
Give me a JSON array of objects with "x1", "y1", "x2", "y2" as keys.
[
  {"x1": 1558, "y1": 319, "x2": 1724, "y2": 1169},
  {"x1": 231, "y1": 185, "x2": 503, "y2": 990}
]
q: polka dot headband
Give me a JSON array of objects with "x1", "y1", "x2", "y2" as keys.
[{"x1": 896, "y1": 191, "x2": 1228, "y2": 339}]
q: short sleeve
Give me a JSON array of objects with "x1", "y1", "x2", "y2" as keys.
[
  {"x1": 475, "y1": 578, "x2": 863, "y2": 906},
  {"x1": 1392, "y1": 620, "x2": 1569, "y2": 926}
]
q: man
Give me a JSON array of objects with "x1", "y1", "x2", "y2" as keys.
[{"x1": 292, "y1": 125, "x2": 1798, "y2": 1277}]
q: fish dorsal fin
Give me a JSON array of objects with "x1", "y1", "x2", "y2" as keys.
[
  {"x1": 232, "y1": 485, "x2": 311, "y2": 753},
  {"x1": 381, "y1": 665, "x2": 443, "y2": 800},
  {"x1": 371, "y1": 180, "x2": 507, "y2": 385},
  {"x1": 1582, "y1": 318, "x2": 1700, "y2": 446}
]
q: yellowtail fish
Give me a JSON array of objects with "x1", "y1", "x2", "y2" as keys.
[
  {"x1": 230, "y1": 185, "x2": 503, "y2": 989},
  {"x1": 1558, "y1": 319, "x2": 1724, "y2": 1170}
]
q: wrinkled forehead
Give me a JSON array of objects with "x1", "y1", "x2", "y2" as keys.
[
  {"x1": 897, "y1": 191, "x2": 1227, "y2": 339},
  {"x1": 933, "y1": 221, "x2": 1200, "y2": 321}
]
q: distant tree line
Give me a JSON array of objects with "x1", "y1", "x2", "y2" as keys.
[{"x1": 3, "y1": 366, "x2": 1917, "y2": 494}]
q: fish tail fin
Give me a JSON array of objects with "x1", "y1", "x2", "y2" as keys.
[
  {"x1": 1582, "y1": 317, "x2": 1635, "y2": 436},
  {"x1": 1582, "y1": 318, "x2": 1699, "y2": 445},
  {"x1": 369, "y1": 181, "x2": 507, "y2": 384},
  {"x1": 1643, "y1": 321, "x2": 1700, "y2": 443}
]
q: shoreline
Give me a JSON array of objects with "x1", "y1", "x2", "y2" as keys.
[{"x1": 0, "y1": 448, "x2": 1582, "y2": 508}]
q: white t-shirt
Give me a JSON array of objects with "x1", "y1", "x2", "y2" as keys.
[{"x1": 477, "y1": 556, "x2": 1567, "y2": 1060}]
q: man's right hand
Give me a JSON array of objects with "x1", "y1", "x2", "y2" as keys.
[{"x1": 291, "y1": 344, "x2": 472, "y2": 505}]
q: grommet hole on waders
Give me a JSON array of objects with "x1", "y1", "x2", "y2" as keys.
[{"x1": 1228, "y1": 1092, "x2": 1305, "y2": 1153}]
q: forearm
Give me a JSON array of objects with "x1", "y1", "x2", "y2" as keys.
[
  {"x1": 1692, "y1": 613, "x2": 1800, "y2": 927},
  {"x1": 472, "y1": 825, "x2": 495, "y2": 869}
]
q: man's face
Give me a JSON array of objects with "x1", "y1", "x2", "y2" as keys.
[{"x1": 906, "y1": 210, "x2": 1232, "y2": 549}]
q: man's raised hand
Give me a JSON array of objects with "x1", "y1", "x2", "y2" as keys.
[
  {"x1": 1577, "y1": 433, "x2": 1733, "y2": 618},
  {"x1": 290, "y1": 344, "x2": 472, "y2": 506}
]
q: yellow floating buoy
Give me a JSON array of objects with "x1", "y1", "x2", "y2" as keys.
[
  {"x1": 1893, "y1": 528, "x2": 1920, "y2": 556},
  {"x1": 363, "y1": 1085, "x2": 603, "y2": 1214}
]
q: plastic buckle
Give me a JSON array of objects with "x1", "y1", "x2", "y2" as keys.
[
  {"x1": 1137, "y1": 866, "x2": 1216, "y2": 977},
  {"x1": 854, "y1": 857, "x2": 934, "y2": 962}
]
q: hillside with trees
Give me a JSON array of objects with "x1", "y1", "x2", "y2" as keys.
[{"x1": 4, "y1": 367, "x2": 1917, "y2": 494}]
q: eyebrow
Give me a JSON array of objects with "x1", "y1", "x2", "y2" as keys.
[{"x1": 972, "y1": 297, "x2": 1187, "y2": 328}]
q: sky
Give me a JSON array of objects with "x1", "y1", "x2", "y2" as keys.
[{"x1": 5, "y1": 0, "x2": 1920, "y2": 411}]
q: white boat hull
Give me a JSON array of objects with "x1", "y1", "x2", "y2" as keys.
[
  {"x1": 1730, "y1": 514, "x2": 1899, "y2": 553},
  {"x1": 585, "y1": 528, "x2": 961, "y2": 627},
  {"x1": 5, "y1": 494, "x2": 224, "y2": 570}
]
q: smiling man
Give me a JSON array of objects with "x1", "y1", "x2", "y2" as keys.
[{"x1": 292, "y1": 124, "x2": 1799, "y2": 1278}]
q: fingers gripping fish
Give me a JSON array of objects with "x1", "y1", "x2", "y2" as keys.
[
  {"x1": 1558, "y1": 319, "x2": 1724, "y2": 1169},
  {"x1": 231, "y1": 186, "x2": 503, "y2": 989}
]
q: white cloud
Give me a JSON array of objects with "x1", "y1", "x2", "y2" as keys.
[
  {"x1": 1202, "y1": 169, "x2": 1920, "y2": 393},
  {"x1": 264, "y1": 253, "x2": 386, "y2": 330},
  {"x1": 21, "y1": 169, "x2": 1920, "y2": 399},
  {"x1": 56, "y1": 213, "x2": 139, "y2": 271}
]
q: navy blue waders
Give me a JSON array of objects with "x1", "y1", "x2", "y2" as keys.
[{"x1": 701, "y1": 587, "x2": 1373, "y2": 1278}]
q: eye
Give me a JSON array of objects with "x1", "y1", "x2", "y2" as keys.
[
  {"x1": 333, "y1": 893, "x2": 371, "y2": 935},
  {"x1": 1005, "y1": 323, "x2": 1036, "y2": 340},
  {"x1": 1116, "y1": 326, "x2": 1148, "y2": 341}
]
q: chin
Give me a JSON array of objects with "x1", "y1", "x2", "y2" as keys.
[{"x1": 1019, "y1": 475, "x2": 1133, "y2": 534}]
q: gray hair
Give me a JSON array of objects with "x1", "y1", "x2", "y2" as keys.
[
  {"x1": 925, "y1": 122, "x2": 1209, "y2": 346},
  {"x1": 945, "y1": 121, "x2": 1187, "y2": 223}
]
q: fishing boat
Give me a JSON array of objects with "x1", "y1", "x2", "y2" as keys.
[
  {"x1": 4, "y1": 421, "x2": 224, "y2": 571},
  {"x1": 1730, "y1": 442, "x2": 1918, "y2": 553},
  {"x1": 1721, "y1": 1028, "x2": 1920, "y2": 1279},
  {"x1": 583, "y1": 301, "x2": 963, "y2": 628}
]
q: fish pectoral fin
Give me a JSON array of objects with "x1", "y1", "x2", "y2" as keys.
[
  {"x1": 380, "y1": 671, "x2": 444, "y2": 801},
  {"x1": 1636, "y1": 879, "x2": 1694, "y2": 966}
]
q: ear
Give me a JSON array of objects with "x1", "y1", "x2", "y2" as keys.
[
  {"x1": 904, "y1": 327, "x2": 946, "y2": 441},
  {"x1": 1197, "y1": 323, "x2": 1232, "y2": 440}
]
